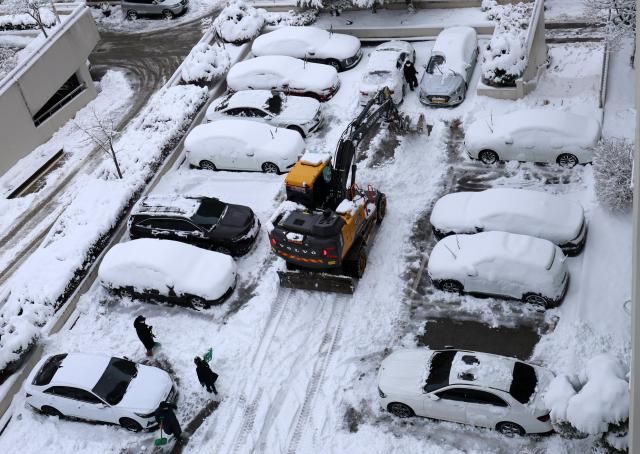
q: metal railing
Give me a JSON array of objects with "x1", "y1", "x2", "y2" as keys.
[{"x1": 32, "y1": 83, "x2": 85, "y2": 127}]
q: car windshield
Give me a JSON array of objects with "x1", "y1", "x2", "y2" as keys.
[
  {"x1": 423, "y1": 350, "x2": 456, "y2": 393},
  {"x1": 92, "y1": 358, "x2": 138, "y2": 406},
  {"x1": 363, "y1": 71, "x2": 391, "y2": 84},
  {"x1": 191, "y1": 198, "x2": 227, "y2": 229},
  {"x1": 265, "y1": 93, "x2": 283, "y2": 114},
  {"x1": 33, "y1": 354, "x2": 68, "y2": 386},
  {"x1": 426, "y1": 55, "x2": 446, "y2": 75},
  {"x1": 510, "y1": 362, "x2": 538, "y2": 404}
]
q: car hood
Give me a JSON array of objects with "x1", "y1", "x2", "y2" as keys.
[
  {"x1": 218, "y1": 204, "x2": 255, "y2": 230},
  {"x1": 430, "y1": 192, "x2": 474, "y2": 233},
  {"x1": 378, "y1": 349, "x2": 431, "y2": 394},
  {"x1": 420, "y1": 73, "x2": 464, "y2": 96},
  {"x1": 278, "y1": 97, "x2": 320, "y2": 123},
  {"x1": 115, "y1": 365, "x2": 172, "y2": 413},
  {"x1": 317, "y1": 34, "x2": 360, "y2": 60}
]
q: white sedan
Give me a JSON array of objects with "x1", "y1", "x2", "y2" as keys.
[
  {"x1": 465, "y1": 109, "x2": 601, "y2": 168},
  {"x1": 206, "y1": 90, "x2": 323, "y2": 138},
  {"x1": 99, "y1": 238, "x2": 237, "y2": 308},
  {"x1": 359, "y1": 41, "x2": 415, "y2": 106},
  {"x1": 427, "y1": 231, "x2": 569, "y2": 307},
  {"x1": 185, "y1": 119, "x2": 304, "y2": 174},
  {"x1": 378, "y1": 348, "x2": 554, "y2": 436},
  {"x1": 227, "y1": 55, "x2": 340, "y2": 102},
  {"x1": 251, "y1": 26, "x2": 362, "y2": 71},
  {"x1": 25, "y1": 353, "x2": 176, "y2": 432},
  {"x1": 430, "y1": 188, "x2": 587, "y2": 255}
]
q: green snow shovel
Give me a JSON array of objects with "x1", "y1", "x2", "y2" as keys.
[
  {"x1": 203, "y1": 348, "x2": 213, "y2": 363},
  {"x1": 154, "y1": 418, "x2": 168, "y2": 447}
]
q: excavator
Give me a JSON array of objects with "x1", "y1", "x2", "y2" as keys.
[{"x1": 268, "y1": 88, "x2": 428, "y2": 294}]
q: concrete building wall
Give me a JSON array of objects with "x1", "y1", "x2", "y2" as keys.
[{"x1": 0, "y1": 6, "x2": 99, "y2": 177}]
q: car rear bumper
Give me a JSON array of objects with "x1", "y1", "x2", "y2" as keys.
[
  {"x1": 341, "y1": 50, "x2": 363, "y2": 70},
  {"x1": 318, "y1": 80, "x2": 340, "y2": 102},
  {"x1": 419, "y1": 92, "x2": 463, "y2": 107},
  {"x1": 560, "y1": 222, "x2": 587, "y2": 256}
]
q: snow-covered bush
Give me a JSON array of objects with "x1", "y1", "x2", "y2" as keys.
[
  {"x1": 481, "y1": 2, "x2": 533, "y2": 87},
  {"x1": 593, "y1": 138, "x2": 633, "y2": 213},
  {"x1": 0, "y1": 1, "x2": 56, "y2": 34},
  {"x1": 0, "y1": 46, "x2": 17, "y2": 79},
  {"x1": 544, "y1": 354, "x2": 629, "y2": 451},
  {"x1": 181, "y1": 42, "x2": 230, "y2": 85},
  {"x1": 263, "y1": 9, "x2": 318, "y2": 26},
  {"x1": 213, "y1": 0, "x2": 264, "y2": 44}
]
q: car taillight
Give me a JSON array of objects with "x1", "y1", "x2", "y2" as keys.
[
  {"x1": 537, "y1": 414, "x2": 550, "y2": 422},
  {"x1": 360, "y1": 91, "x2": 369, "y2": 96},
  {"x1": 270, "y1": 238, "x2": 277, "y2": 246},
  {"x1": 322, "y1": 247, "x2": 338, "y2": 259}
]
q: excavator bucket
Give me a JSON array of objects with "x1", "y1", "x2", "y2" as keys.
[{"x1": 277, "y1": 270, "x2": 356, "y2": 294}]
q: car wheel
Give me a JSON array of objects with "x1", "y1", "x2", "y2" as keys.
[
  {"x1": 376, "y1": 195, "x2": 387, "y2": 223},
  {"x1": 523, "y1": 293, "x2": 550, "y2": 307},
  {"x1": 356, "y1": 249, "x2": 367, "y2": 278},
  {"x1": 215, "y1": 245, "x2": 232, "y2": 255},
  {"x1": 261, "y1": 162, "x2": 280, "y2": 174},
  {"x1": 496, "y1": 421, "x2": 525, "y2": 436},
  {"x1": 286, "y1": 125, "x2": 306, "y2": 138},
  {"x1": 120, "y1": 417, "x2": 143, "y2": 432},
  {"x1": 162, "y1": 9, "x2": 174, "y2": 19},
  {"x1": 557, "y1": 153, "x2": 578, "y2": 169},
  {"x1": 387, "y1": 402, "x2": 415, "y2": 418},
  {"x1": 199, "y1": 160, "x2": 216, "y2": 171},
  {"x1": 440, "y1": 280, "x2": 463, "y2": 294},
  {"x1": 479, "y1": 150, "x2": 499, "y2": 165},
  {"x1": 328, "y1": 59, "x2": 341, "y2": 71},
  {"x1": 40, "y1": 405, "x2": 62, "y2": 417},
  {"x1": 126, "y1": 9, "x2": 137, "y2": 20}
]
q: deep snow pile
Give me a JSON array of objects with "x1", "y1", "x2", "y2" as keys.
[
  {"x1": 181, "y1": 42, "x2": 230, "y2": 84},
  {"x1": 213, "y1": 0, "x2": 264, "y2": 44},
  {"x1": 481, "y1": 1, "x2": 533, "y2": 87}
]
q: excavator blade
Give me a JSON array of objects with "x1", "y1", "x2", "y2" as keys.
[{"x1": 277, "y1": 270, "x2": 356, "y2": 294}]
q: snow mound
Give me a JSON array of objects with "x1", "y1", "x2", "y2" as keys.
[
  {"x1": 181, "y1": 42, "x2": 230, "y2": 84},
  {"x1": 214, "y1": 0, "x2": 265, "y2": 44}
]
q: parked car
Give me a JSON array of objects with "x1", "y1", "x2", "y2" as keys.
[
  {"x1": 99, "y1": 238, "x2": 237, "y2": 308},
  {"x1": 25, "y1": 352, "x2": 176, "y2": 432},
  {"x1": 120, "y1": 0, "x2": 188, "y2": 20},
  {"x1": 465, "y1": 109, "x2": 601, "y2": 168},
  {"x1": 419, "y1": 26, "x2": 478, "y2": 107},
  {"x1": 251, "y1": 26, "x2": 362, "y2": 71},
  {"x1": 227, "y1": 56, "x2": 340, "y2": 102},
  {"x1": 430, "y1": 188, "x2": 587, "y2": 255},
  {"x1": 377, "y1": 348, "x2": 554, "y2": 435},
  {"x1": 359, "y1": 41, "x2": 415, "y2": 106},
  {"x1": 184, "y1": 119, "x2": 305, "y2": 174},
  {"x1": 206, "y1": 90, "x2": 323, "y2": 138},
  {"x1": 129, "y1": 194, "x2": 260, "y2": 256},
  {"x1": 427, "y1": 231, "x2": 569, "y2": 307}
]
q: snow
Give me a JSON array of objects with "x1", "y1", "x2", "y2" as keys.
[
  {"x1": 449, "y1": 351, "x2": 514, "y2": 392},
  {"x1": 181, "y1": 42, "x2": 230, "y2": 84},
  {"x1": 0, "y1": 8, "x2": 56, "y2": 30},
  {"x1": 431, "y1": 26, "x2": 477, "y2": 77},
  {"x1": 214, "y1": 0, "x2": 264, "y2": 43},
  {"x1": 98, "y1": 238, "x2": 237, "y2": 301},
  {"x1": 335, "y1": 196, "x2": 365, "y2": 216},
  {"x1": 133, "y1": 194, "x2": 201, "y2": 217},
  {"x1": 45, "y1": 352, "x2": 110, "y2": 388},
  {"x1": 299, "y1": 150, "x2": 331, "y2": 166},
  {"x1": 252, "y1": 26, "x2": 360, "y2": 60}
]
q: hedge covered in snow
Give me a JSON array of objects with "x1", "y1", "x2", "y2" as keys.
[
  {"x1": 593, "y1": 138, "x2": 633, "y2": 213},
  {"x1": 263, "y1": 9, "x2": 318, "y2": 26},
  {"x1": 213, "y1": 0, "x2": 264, "y2": 44},
  {"x1": 481, "y1": 1, "x2": 533, "y2": 87},
  {"x1": 0, "y1": 7, "x2": 56, "y2": 31},
  {"x1": 181, "y1": 43, "x2": 230, "y2": 85}
]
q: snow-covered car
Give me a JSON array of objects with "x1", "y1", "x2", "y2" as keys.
[
  {"x1": 419, "y1": 27, "x2": 478, "y2": 107},
  {"x1": 226, "y1": 56, "x2": 340, "y2": 102},
  {"x1": 465, "y1": 109, "x2": 601, "y2": 168},
  {"x1": 206, "y1": 90, "x2": 323, "y2": 137},
  {"x1": 359, "y1": 41, "x2": 416, "y2": 106},
  {"x1": 99, "y1": 238, "x2": 237, "y2": 308},
  {"x1": 377, "y1": 348, "x2": 554, "y2": 436},
  {"x1": 184, "y1": 119, "x2": 305, "y2": 174},
  {"x1": 430, "y1": 188, "x2": 587, "y2": 255},
  {"x1": 251, "y1": 26, "x2": 362, "y2": 71},
  {"x1": 427, "y1": 231, "x2": 569, "y2": 307},
  {"x1": 25, "y1": 353, "x2": 176, "y2": 432}
]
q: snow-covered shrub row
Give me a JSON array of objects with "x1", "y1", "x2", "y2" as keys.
[
  {"x1": 0, "y1": 8, "x2": 56, "y2": 31},
  {"x1": 263, "y1": 9, "x2": 318, "y2": 26},
  {"x1": 593, "y1": 138, "x2": 633, "y2": 213},
  {"x1": 181, "y1": 42, "x2": 230, "y2": 85},
  {"x1": 481, "y1": 2, "x2": 533, "y2": 87},
  {"x1": 0, "y1": 84, "x2": 208, "y2": 374},
  {"x1": 544, "y1": 354, "x2": 629, "y2": 451},
  {"x1": 213, "y1": 0, "x2": 264, "y2": 44}
]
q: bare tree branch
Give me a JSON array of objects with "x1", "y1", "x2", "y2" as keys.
[{"x1": 74, "y1": 107, "x2": 123, "y2": 179}]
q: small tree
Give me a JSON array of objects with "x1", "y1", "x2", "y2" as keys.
[
  {"x1": 74, "y1": 109, "x2": 123, "y2": 179},
  {"x1": 5, "y1": 0, "x2": 54, "y2": 37},
  {"x1": 593, "y1": 138, "x2": 633, "y2": 213},
  {"x1": 583, "y1": 0, "x2": 636, "y2": 64}
]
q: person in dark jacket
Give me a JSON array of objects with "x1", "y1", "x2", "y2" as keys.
[
  {"x1": 134, "y1": 315, "x2": 155, "y2": 356},
  {"x1": 154, "y1": 401, "x2": 182, "y2": 442},
  {"x1": 403, "y1": 60, "x2": 419, "y2": 91},
  {"x1": 194, "y1": 357, "x2": 219, "y2": 394}
]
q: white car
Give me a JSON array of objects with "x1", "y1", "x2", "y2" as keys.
[
  {"x1": 465, "y1": 109, "x2": 601, "y2": 168},
  {"x1": 359, "y1": 41, "x2": 415, "y2": 106},
  {"x1": 427, "y1": 231, "x2": 569, "y2": 307},
  {"x1": 99, "y1": 238, "x2": 237, "y2": 308},
  {"x1": 206, "y1": 90, "x2": 323, "y2": 138},
  {"x1": 377, "y1": 348, "x2": 554, "y2": 436},
  {"x1": 227, "y1": 55, "x2": 340, "y2": 102},
  {"x1": 25, "y1": 353, "x2": 176, "y2": 432},
  {"x1": 430, "y1": 188, "x2": 587, "y2": 255},
  {"x1": 419, "y1": 27, "x2": 478, "y2": 107},
  {"x1": 251, "y1": 26, "x2": 362, "y2": 71},
  {"x1": 184, "y1": 119, "x2": 305, "y2": 174}
]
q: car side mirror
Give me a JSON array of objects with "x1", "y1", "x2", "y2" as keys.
[
  {"x1": 307, "y1": 47, "x2": 316, "y2": 55},
  {"x1": 504, "y1": 137, "x2": 514, "y2": 145},
  {"x1": 466, "y1": 267, "x2": 478, "y2": 277},
  {"x1": 246, "y1": 148, "x2": 255, "y2": 156},
  {"x1": 426, "y1": 393, "x2": 440, "y2": 401}
]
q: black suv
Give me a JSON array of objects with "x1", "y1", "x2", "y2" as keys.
[{"x1": 129, "y1": 195, "x2": 260, "y2": 256}]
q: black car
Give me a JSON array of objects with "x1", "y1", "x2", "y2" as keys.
[{"x1": 128, "y1": 195, "x2": 260, "y2": 256}]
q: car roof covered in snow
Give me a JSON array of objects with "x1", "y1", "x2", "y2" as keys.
[
  {"x1": 447, "y1": 350, "x2": 515, "y2": 392},
  {"x1": 132, "y1": 194, "x2": 203, "y2": 218},
  {"x1": 253, "y1": 26, "x2": 330, "y2": 49},
  {"x1": 366, "y1": 50, "x2": 400, "y2": 72},
  {"x1": 185, "y1": 119, "x2": 302, "y2": 151},
  {"x1": 431, "y1": 26, "x2": 477, "y2": 75},
  {"x1": 49, "y1": 353, "x2": 111, "y2": 388},
  {"x1": 375, "y1": 40, "x2": 413, "y2": 54},
  {"x1": 228, "y1": 55, "x2": 305, "y2": 79},
  {"x1": 220, "y1": 89, "x2": 280, "y2": 109},
  {"x1": 252, "y1": 26, "x2": 360, "y2": 60}
]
